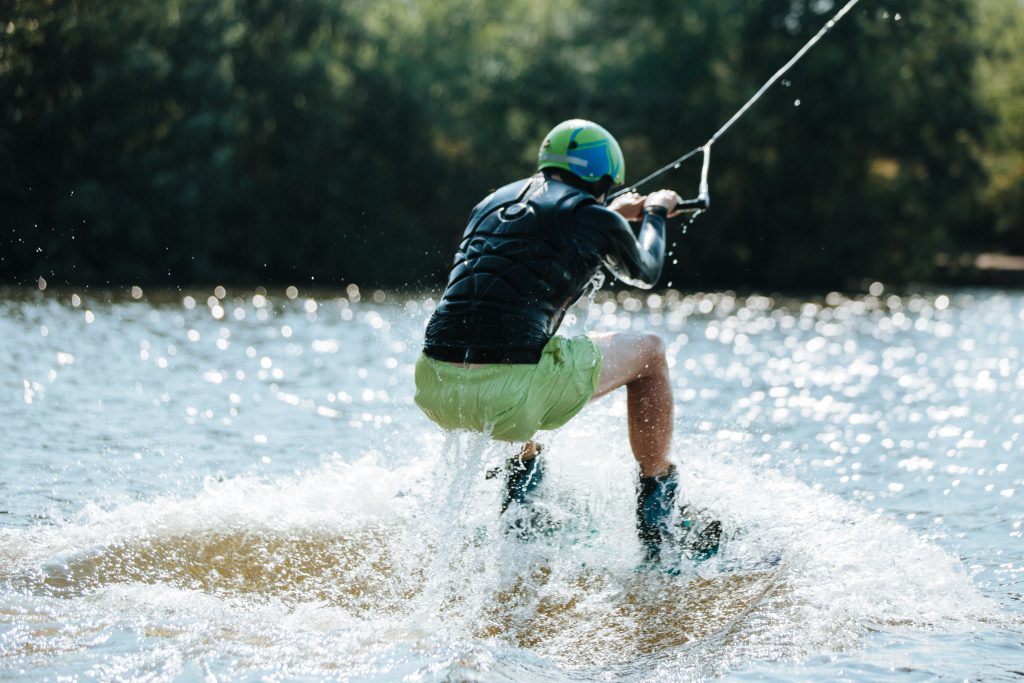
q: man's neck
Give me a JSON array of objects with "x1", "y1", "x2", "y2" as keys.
[{"x1": 547, "y1": 172, "x2": 605, "y2": 203}]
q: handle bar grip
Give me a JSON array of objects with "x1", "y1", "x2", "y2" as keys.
[{"x1": 675, "y1": 193, "x2": 710, "y2": 212}]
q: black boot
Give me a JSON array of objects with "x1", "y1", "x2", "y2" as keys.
[
  {"x1": 502, "y1": 455, "x2": 545, "y2": 513},
  {"x1": 636, "y1": 465, "x2": 679, "y2": 563},
  {"x1": 637, "y1": 466, "x2": 723, "y2": 565},
  {"x1": 678, "y1": 506, "x2": 722, "y2": 562},
  {"x1": 499, "y1": 454, "x2": 550, "y2": 539}
]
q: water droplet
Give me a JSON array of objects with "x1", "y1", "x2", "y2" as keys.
[{"x1": 794, "y1": 99, "x2": 802, "y2": 107}]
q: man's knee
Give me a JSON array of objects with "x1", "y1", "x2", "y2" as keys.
[{"x1": 638, "y1": 333, "x2": 667, "y2": 367}]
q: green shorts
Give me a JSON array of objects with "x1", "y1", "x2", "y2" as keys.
[{"x1": 414, "y1": 336, "x2": 603, "y2": 443}]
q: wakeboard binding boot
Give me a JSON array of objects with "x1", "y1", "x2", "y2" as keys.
[
  {"x1": 498, "y1": 445, "x2": 551, "y2": 538},
  {"x1": 636, "y1": 464, "x2": 722, "y2": 566},
  {"x1": 679, "y1": 506, "x2": 723, "y2": 562},
  {"x1": 502, "y1": 452, "x2": 545, "y2": 513}
]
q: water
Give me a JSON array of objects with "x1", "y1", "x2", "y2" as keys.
[{"x1": 2, "y1": 285, "x2": 1022, "y2": 681}]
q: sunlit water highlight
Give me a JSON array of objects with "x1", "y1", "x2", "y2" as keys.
[{"x1": 2, "y1": 286, "x2": 1022, "y2": 681}]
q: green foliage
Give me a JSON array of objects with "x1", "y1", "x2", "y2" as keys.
[
  {"x1": 0, "y1": 0, "x2": 1016, "y2": 289},
  {"x1": 976, "y1": 0, "x2": 1024, "y2": 251}
]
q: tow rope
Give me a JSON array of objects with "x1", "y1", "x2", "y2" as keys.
[{"x1": 610, "y1": 0, "x2": 865, "y2": 212}]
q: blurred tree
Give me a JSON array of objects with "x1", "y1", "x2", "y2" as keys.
[
  {"x1": 0, "y1": 0, "x2": 1007, "y2": 290},
  {"x1": 587, "y1": 0, "x2": 990, "y2": 289},
  {"x1": 975, "y1": 0, "x2": 1024, "y2": 253}
]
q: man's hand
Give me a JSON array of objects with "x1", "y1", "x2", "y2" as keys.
[
  {"x1": 610, "y1": 189, "x2": 685, "y2": 221},
  {"x1": 645, "y1": 189, "x2": 683, "y2": 216},
  {"x1": 608, "y1": 191, "x2": 647, "y2": 222}
]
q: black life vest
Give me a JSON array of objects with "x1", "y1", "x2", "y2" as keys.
[{"x1": 423, "y1": 176, "x2": 604, "y2": 364}]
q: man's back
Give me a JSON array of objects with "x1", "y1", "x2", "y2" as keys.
[
  {"x1": 423, "y1": 175, "x2": 603, "y2": 364},
  {"x1": 424, "y1": 175, "x2": 665, "y2": 364}
]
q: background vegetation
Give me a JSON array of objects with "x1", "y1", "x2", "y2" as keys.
[{"x1": 2, "y1": 0, "x2": 1022, "y2": 290}]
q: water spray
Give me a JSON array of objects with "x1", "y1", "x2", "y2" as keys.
[{"x1": 610, "y1": 0, "x2": 865, "y2": 212}]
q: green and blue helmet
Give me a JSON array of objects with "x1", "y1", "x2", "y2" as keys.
[{"x1": 537, "y1": 119, "x2": 625, "y2": 186}]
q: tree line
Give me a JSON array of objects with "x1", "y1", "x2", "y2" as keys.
[{"x1": 2, "y1": 0, "x2": 1022, "y2": 290}]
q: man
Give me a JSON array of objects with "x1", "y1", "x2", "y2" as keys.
[{"x1": 415, "y1": 119, "x2": 716, "y2": 563}]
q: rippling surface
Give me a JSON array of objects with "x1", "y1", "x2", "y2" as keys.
[{"x1": 2, "y1": 285, "x2": 1022, "y2": 681}]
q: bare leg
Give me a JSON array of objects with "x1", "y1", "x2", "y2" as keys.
[
  {"x1": 591, "y1": 332, "x2": 673, "y2": 477},
  {"x1": 517, "y1": 441, "x2": 541, "y2": 461}
]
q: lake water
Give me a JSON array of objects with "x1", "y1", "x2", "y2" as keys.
[{"x1": 1, "y1": 285, "x2": 1022, "y2": 681}]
